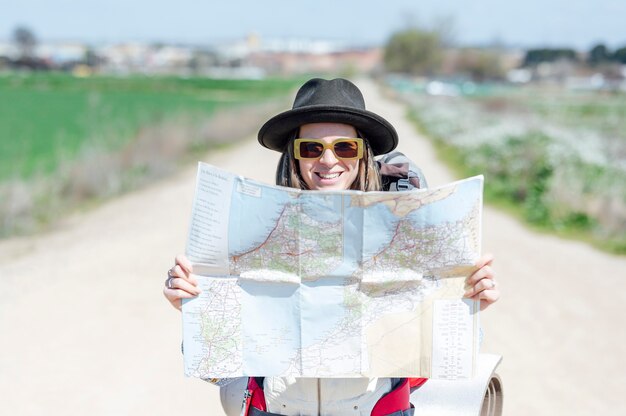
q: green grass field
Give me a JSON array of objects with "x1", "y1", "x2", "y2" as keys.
[{"x1": 0, "y1": 73, "x2": 302, "y2": 181}]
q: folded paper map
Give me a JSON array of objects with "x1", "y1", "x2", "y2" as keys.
[{"x1": 182, "y1": 162, "x2": 483, "y2": 379}]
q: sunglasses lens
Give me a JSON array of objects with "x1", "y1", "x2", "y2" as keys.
[
  {"x1": 333, "y1": 141, "x2": 360, "y2": 158},
  {"x1": 299, "y1": 141, "x2": 324, "y2": 158}
]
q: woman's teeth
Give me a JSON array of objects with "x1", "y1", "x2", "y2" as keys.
[{"x1": 317, "y1": 172, "x2": 341, "y2": 179}]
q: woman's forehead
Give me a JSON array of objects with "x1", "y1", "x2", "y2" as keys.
[{"x1": 299, "y1": 123, "x2": 357, "y2": 138}]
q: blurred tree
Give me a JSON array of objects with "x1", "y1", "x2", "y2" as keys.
[
  {"x1": 455, "y1": 48, "x2": 505, "y2": 82},
  {"x1": 588, "y1": 43, "x2": 611, "y2": 65},
  {"x1": 384, "y1": 28, "x2": 443, "y2": 76},
  {"x1": 84, "y1": 47, "x2": 101, "y2": 68},
  {"x1": 522, "y1": 48, "x2": 577, "y2": 66},
  {"x1": 12, "y1": 26, "x2": 37, "y2": 58},
  {"x1": 612, "y1": 46, "x2": 626, "y2": 64}
]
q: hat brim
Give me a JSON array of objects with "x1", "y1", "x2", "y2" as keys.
[{"x1": 258, "y1": 105, "x2": 398, "y2": 156}]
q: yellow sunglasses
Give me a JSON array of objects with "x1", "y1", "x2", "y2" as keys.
[{"x1": 293, "y1": 138, "x2": 364, "y2": 160}]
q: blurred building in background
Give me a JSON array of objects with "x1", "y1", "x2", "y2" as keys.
[
  {"x1": 0, "y1": 31, "x2": 624, "y2": 92},
  {"x1": 0, "y1": 33, "x2": 382, "y2": 78}
]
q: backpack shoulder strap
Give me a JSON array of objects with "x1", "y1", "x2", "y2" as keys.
[{"x1": 377, "y1": 151, "x2": 428, "y2": 191}]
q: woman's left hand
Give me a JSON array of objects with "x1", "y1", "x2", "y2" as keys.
[{"x1": 464, "y1": 253, "x2": 500, "y2": 311}]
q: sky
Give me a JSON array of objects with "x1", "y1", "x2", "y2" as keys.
[{"x1": 1, "y1": 0, "x2": 625, "y2": 50}]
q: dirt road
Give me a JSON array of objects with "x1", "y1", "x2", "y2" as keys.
[{"x1": 1, "y1": 80, "x2": 625, "y2": 416}]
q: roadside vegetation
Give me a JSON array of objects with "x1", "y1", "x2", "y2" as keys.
[
  {"x1": 382, "y1": 21, "x2": 626, "y2": 255},
  {"x1": 0, "y1": 72, "x2": 303, "y2": 238},
  {"x1": 389, "y1": 82, "x2": 626, "y2": 254}
]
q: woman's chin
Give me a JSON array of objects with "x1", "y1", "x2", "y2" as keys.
[{"x1": 308, "y1": 176, "x2": 348, "y2": 190}]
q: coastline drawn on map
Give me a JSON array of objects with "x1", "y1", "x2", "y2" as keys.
[{"x1": 182, "y1": 162, "x2": 483, "y2": 380}]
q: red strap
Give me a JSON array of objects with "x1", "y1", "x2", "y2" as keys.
[
  {"x1": 370, "y1": 378, "x2": 411, "y2": 416},
  {"x1": 246, "y1": 377, "x2": 267, "y2": 412},
  {"x1": 408, "y1": 377, "x2": 428, "y2": 389},
  {"x1": 245, "y1": 377, "x2": 425, "y2": 416}
]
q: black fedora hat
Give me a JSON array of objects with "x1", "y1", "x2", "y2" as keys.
[{"x1": 258, "y1": 78, "x2": 398, "y2": 156}]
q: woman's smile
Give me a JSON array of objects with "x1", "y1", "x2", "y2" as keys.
[{"x1": 316, "y1": 171, "x2": 342, "y2": 179}]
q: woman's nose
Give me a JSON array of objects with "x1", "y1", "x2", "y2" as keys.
[{"x1": 318, "y1": 148, "x2": 338, "y2": 165}]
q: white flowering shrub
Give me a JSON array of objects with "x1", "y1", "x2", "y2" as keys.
[{"x1": 394, "y1": 84, "x2": 626, "y2": 253}]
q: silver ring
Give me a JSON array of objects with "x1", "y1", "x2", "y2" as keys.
[
  {"x1": 166, "y1": 276, "x2": 175, "y2": 289},
  {"x1": 168, "y1": 268, "x2": 176, "y2": 278}
]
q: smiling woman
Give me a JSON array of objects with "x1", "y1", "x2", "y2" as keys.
[
  {"x1": 163, "y1": 77, "x2": 500, "y2": 415},
  {"x1": 267, "y1": 78, "x2": 393, "y2": 192}
]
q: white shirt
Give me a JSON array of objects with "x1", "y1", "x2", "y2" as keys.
[{"x1": 264, "y1": 377, "x2": 392, "y2": 416}]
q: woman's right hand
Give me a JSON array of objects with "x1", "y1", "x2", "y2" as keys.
[{"x1": 163, "y1": 254, "x2": 201, "y2": 311}]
